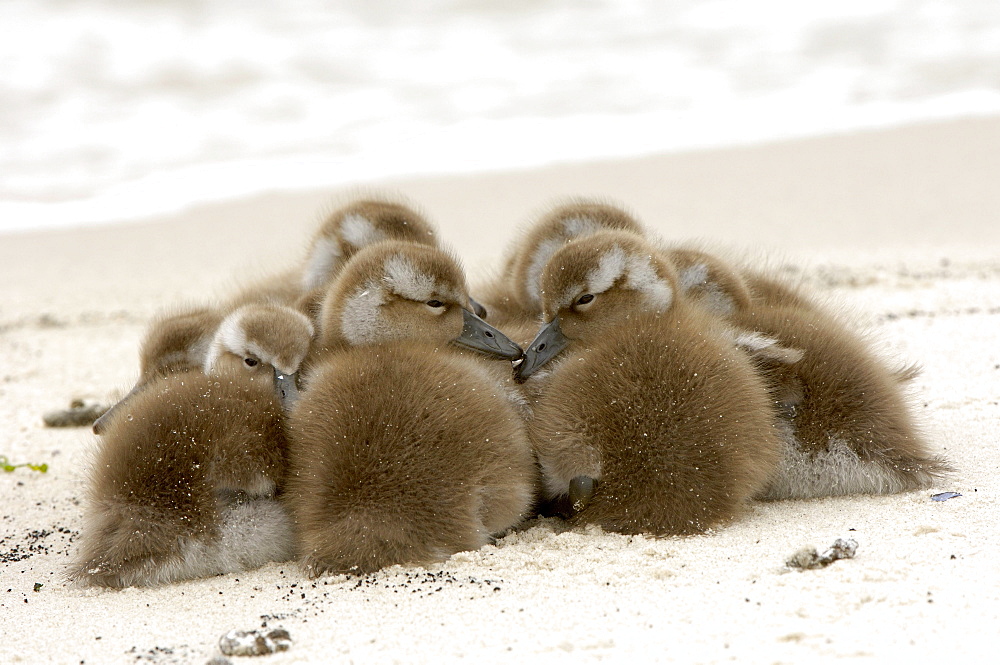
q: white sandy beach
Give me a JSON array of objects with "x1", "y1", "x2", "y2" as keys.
[{"x1": 1, "y1": 116, "x2": 999, "y2": 664}]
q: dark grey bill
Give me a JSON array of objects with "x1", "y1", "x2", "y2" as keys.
[
  {"x1": 514, "y1": 316, "x2": 570, "y2": 382},
  {"x1": 273, "y1": 369, "x2": 300, "y2": 411},
  {"x1": 91, "y1": 381, "x2": 147, "y2": 434},
  {"x1": 453, "y1": 308, "x2": 523, "y2": 360}
]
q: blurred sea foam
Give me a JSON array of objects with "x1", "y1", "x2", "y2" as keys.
[{"x1": 2, "y1": 0, "x2": 999, "y2": 232}]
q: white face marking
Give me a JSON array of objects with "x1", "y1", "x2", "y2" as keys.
[
  {"x1": 339, "y1": 213, "x2": 385, "y2": 249},
  {"x1": 525, "y1": 237, "x2": 566, "y2": 308},
  {"x1": 301, "y1": 235, "x2": 343, "y2": 291},
  {"x1": 341, "y1": 283, "x2": 387, "y2": 346},
  {"x1": 678, "y1": 263, "x2": 709, "y2": 292},
  {"x1": 699, "y1": 289, "x2": 736, "y2": 315},
  {"x1": 678, "y1": 262, "x2": 736, "y2": 315},
  {"x1": 204, "y1": 312, "x2": 247, "y2": 374},
  {"x1": 338, "y1": 255, "x2": 463, "y2": 346},
  {"x1": 588, "y1": 244, "x2": 627, "y2": 295},
  {"x1": 624, "y1": 253, "x2": 673, "y2": 311},
  {"x1": 561, "y1": 216, "x2": 602, "y2": 238},
  {"x1": 383, "y1": 254, "x2": 437, "y2": 302}
]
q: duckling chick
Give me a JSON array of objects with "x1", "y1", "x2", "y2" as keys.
[
  {"x1": 290, "y1": 347, "x2": 536, "y2": 576},
  {"x1": 662, "y1": 246, "x2": 951, "y2": 498},
  {"x1": 515, "y1": 231, "x2": 784, "y2": 536},
  {"x1": 474, "y1": 200, "x2": 645, "y2": 333},
  {"x1": 203, "y1": 303, "x2": 315, "y2": 410},
  {"x1": 70, "y1": 368, "x2": 294, "y2": 588},
  {"x1": 93, "y1": 303, "x2": 313, "y2": 434},
  {"x1": 286, "y1": 241, "x2": 535, "y2": 575}
]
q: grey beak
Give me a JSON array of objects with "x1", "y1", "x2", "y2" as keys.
[
  {"x1": 92, "y1": 381, "x2": 147, "y2": 434},
  {"x1": 452, "y1": 308, "x2": 523, "y2": 360},
  {"x1": 273, "y1": 369, "x2": 300, "y2": 411},
  {"x1": 514, "y1": 316, "x2": 570, "y2": 382},
  {"x1": 91, "y1": 401, "x2": 119, "y2": 435}
]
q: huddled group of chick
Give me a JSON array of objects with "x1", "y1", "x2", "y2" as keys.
[{"x1": 71, "y1": 197, "x2": 951, "y2": 588}]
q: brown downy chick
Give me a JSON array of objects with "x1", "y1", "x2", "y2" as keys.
[
  {"x1": 94, "y1": 303, "x2": 313, "y2": 433},
  {"x1": 515, "y1": 231, "x2": 785, "y2": 536},
  {"x1": 70, "y1": 369, "x2": 294, "y2": 588},
  {"x1": 305, "y1": 236, "x2": 525, "y2": 408},
  {"x1": 662, "y1": 246, "x2": 951, "y2": 498},
  {"x1": 290, "y1": 347, "x2": 535, "y2": 576},
  {"x1": 203, "y1": 303, "x2": 315, "y2": 410},
  {"x1": 287, "y1": 241, "x2": 535, "y2": 576},
  {"x1": 735, "y1": 302, "x2": 951, "y2": 498}
]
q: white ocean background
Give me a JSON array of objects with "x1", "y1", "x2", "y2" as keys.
[{"x1": 2, "y1": 0, "x2": 999, "y2": 234}]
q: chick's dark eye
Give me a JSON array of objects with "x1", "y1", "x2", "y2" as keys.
[
  {"x1": 426, "y1": 300, "x2": 444, "y2": 308},
  {"x1": 244, "y1": 357, "x2": 259, "y2": 367},
  {"x1": 577, "y1": 294, "x2": 594, "y2": 305}
]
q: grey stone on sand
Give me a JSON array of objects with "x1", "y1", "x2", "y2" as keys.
[
  {"x1": 218, "y1": 628, "x2": 291, "y2": 657},
  {"x1": 786, "y1": 538, "x2": 859, "y2": 570}
]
